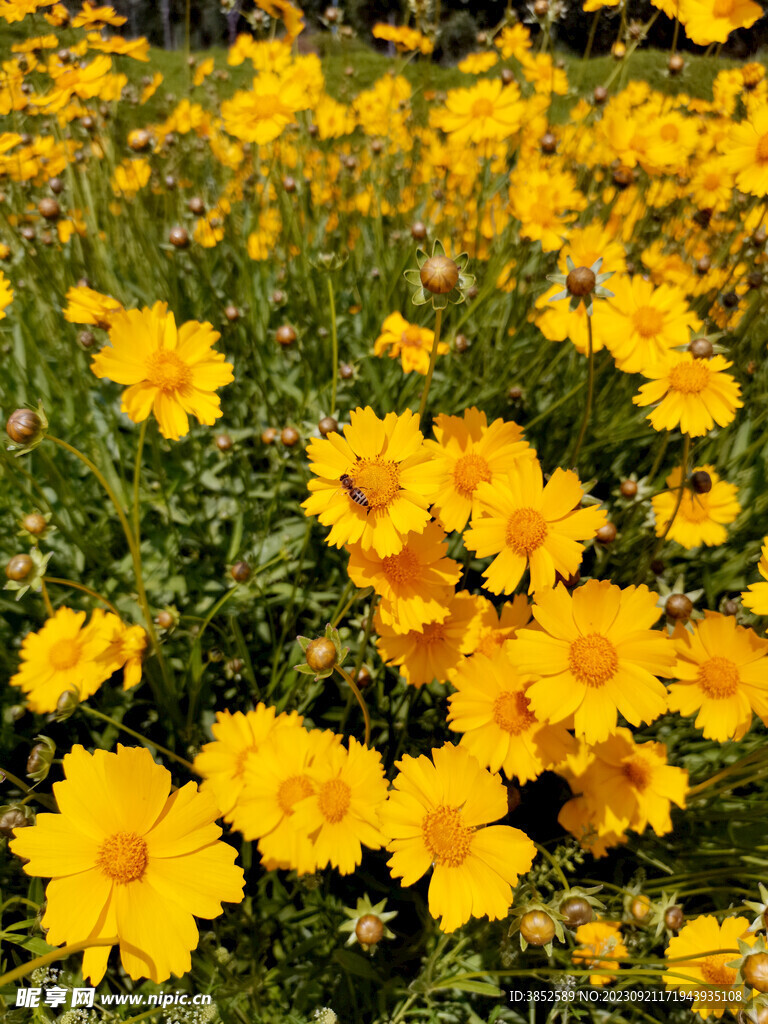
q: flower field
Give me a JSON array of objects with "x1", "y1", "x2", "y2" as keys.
[{"x1": 1, "y1": 1, "x2": 768, "y2": 1022}]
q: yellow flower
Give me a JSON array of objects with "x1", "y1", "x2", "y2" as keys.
[
  {"x1": 633, "y1": 353, "x2": 743, "y2": 437},
  {"x1": 194, "y1": 705, "x2": 303, "y2": 821},
  {"x1": 463, "y1": 460, "x2": 606, "y2": 595},
  {"x1": 457, "y1": 51, "x2": 498, "y2": 75},
  {"x1": 221, "y1": 72, "x2": 303, "y2": 144},
  {"x1": 651, "y1": 464, "x2": 740, "y2": 549},
  {"x1": 448, "y1": 647, "x2": 576, "y2": 783},
  {"x1": 140, "y1": 71, "x2": 162, "y2": 104},
  {"x1": 111, "y1": 158, "x2": 151, "y2": 197},
  {"x1": 573, "y1": 921, "x2": 628, "y2": 985},
  {"x1": 87, "y1": 32, "x2": 149, "y2": 61},
  {"x1": 10, "y1": 607, "x2": 116, "y2": 713},
  {"x1": 373, "y1": 311, "x2": 446, "y2": 375},
  {"x1": 426, "y1": 407, "x2": 535, "y2": 533},
  {"x1": 63, "y1": 284, "x2": 123, "y2": 328},
  {"x1": 510, "y1": 580, "x2": 673, "y2": 744},
  {"x1": 193, "y1": 56, "x2": 214, "y2": 87},
  {"x1": 668, "y1": 612, "x2": 768, "y2": 741},
  {"x1": 72, "y1": 1, "x2": 127, "y2": 27},
  {"x1": 380, "y1": 743, "x2": 537, "y2": 932},
  {"x1": 601, "y1": 275, "x2": 701, "y2": 374},
  {"x1": 302, "y1": 407, "x2": 441, "y2": 558},
  {"x1": 494, "y1": 24, "x2": 532, "y2": 61},
  {"x1": 742, "y1": 536, "x2": 768, "y2": 616},
  {"x1": 375, "y1": 591, "x2": 481, "y2": 687},
  {"x1": 91, "y1": 610, "x2": 147, "y2": 691},
  {"x1": 664, "y1": 916, "x2": 754, "y2": 1018},
  {"x1": 90, "y1": 301, "x2": 234, "y2": 441},
  {"x1": 346, "y1": 521, "x2": 461, "y2": 634},
  {"x1": 680, "y1": 0, "x2": 762, "y2": 45},
  {"x1": 721, "y1": 105, "x2": 768, "y2": 197},
  {"x1": 247, "y1": 207, "x2": 282, "y2": 260},
  {"x1": 469, "y1": 594, "x2": 532, "y2": 657},
  {"x1": 435, "y1": 78, "x2": 524, "y2": 145},
  {"x1": 9, "y1": 745, "x2": 244, "y2": 983},
  {"x1": 0, "y1": 268, "x2": 13, "y2": 318},
  {"x1": 372, "y1": 23, "x2": 433, "y2": 54},
  {"x1": 288, "y1": 738, "x2": 388, "y2": 875}
]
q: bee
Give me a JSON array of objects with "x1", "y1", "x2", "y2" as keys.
[{"x1": 340, "y1": 473, "x2": 369, "y2": 509}]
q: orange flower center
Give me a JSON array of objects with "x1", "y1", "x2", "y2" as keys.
[
  {"x1": 700, "y1": 953, "x2": 737, "y2": 986},
  {"x1": 254, "y1": 92, "x2": 284, "y2": 120},
  {"x1": 146, "y1": 350, "x2": 192, "y2": 392},
  {"x1": 668, "y1": 360, "x2": 710, "y2": 395},
  {"x1": 475, "y1": 628, "x2": 512, "y2": 658},
  {"x1": 527, "y1": 201, "x2": 556, "y2": 227},
  {"x1": 505, "y1": 507, "x2": 548, "y2": 556},
  {"x1": 680, "y1": 491, "x2": 711, "y2": 523},
  {"x1": 712, "y1": 0, "x2": 734, "y2": 16},
  {"x1": 704, "y1": 173, "x2": 721, "y2": 191},
  {"x1": 317, "y1": 778, "x2": 351, "y2": 824},
  {"x1": 400, "y1": 325, "x2": 424, "y2": 347},
  {"x1": 697, "y1": 656, "x2": 740, "y2": 698},
  {"x1": 422, "y1": 805, "x2": 472, "y2": 866},
  {"x1": 382, "y1": 545, "x2": 419, "y2": 584},
  {"x1": 660, "y1": 123, "x2": 679, "y2": 142},
  {"x1": 97, "y1": 831, "x2": 148, "y2": 884},
  {"x1": 48, "y1": 637, "x2": 82, "y2": 671},
  {"x1": 569, "y1": 633, "x2": 618, "y2": 687},
  {"x1": 453, "y1": 453, "x2": 492, "y2": 498},
  {"x1": 352, "y1": 459, "x2": 400, "y2": 510},
  {"x1": 233, "y1": 745, "x2": 256, "y2": 778},
  {"x1": 757, "y1": 133, "x2": 768, "y2": 164},
  {"x1": 492, "y1": 690, "x2": 537, "y2": 735},
  {"x1": 471, "y1": 97, "x2": 494, "y2": 119},
  {"x1": 414, "y1": 621, "x2": 445, "y2": 645},
  {"x1": 632, "y1": 305, "x2": 664, "y2": 339},
  {"x1": 622, "y1": 756, "x2": 651, "y2": 791},
  {"x1": 277, "y1": 774, "x2": 314, "y2": 816}
]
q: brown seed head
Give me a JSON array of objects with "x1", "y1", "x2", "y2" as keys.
[
  {"x1": 566, "y1": 265, "x2": 596, "y2": 297},
  {"x1": 666, "y1": 594, "x2": 693, "y2": 620},
  {"x1": 281, "y1": 426, "x2": 300, "y2": 447},
  {"x1": 540, "y1": 131, "x2": 557, "y2": 154},
  {"x1": 668, "y1": 54, "x2": 684, "y2": 75},
  {"x1": 305, "y1": 636, "x2": 337, "y2": 673},
  {"x1": 215, "y1": 433, "x2": 233, "y2": 452},
  {"x1": 355, "y1": 914, "x2": 384, "y2": 946},
  {"x1": 231, "y1": 560, "x2": 251, "y2": 582},
  {"x1": 561, "y1": 896, "x2": 594, "y2": 928},
  {"x1": 169, "y1": 226, "x2": 189, "y2": 249},
  {"x1": 593, "y1": 86, "x2": 608, "y2": 104},
  {"x1": 613, "y1": 165, "x2": 634, "y2": 188},
  {"x1": 6, "y1": 554, "x2": 33, "y2": 581},
  {"x1": 664, "y1": 905, "x2": 684, "y2": 932},
  {"x1": 508, "y1": 385, "x2": 523, "y2": 401},
  {"x1": 689, "y1": 337, "x2": 713, "y2": 359},
  {"x1": 520, "y1": 910, "x2": 556, "y2": 946},
  {"x1": 318, "y1": 416, "x2": 338, "y2": 436},
  {"x1": 188, "y1": 197, "x2": 205, "y2": 216},
  {"x1": 0, "y1": 808, "x2": 29, "y2": 837},
  {"x1": 454, "y1": 333, "x2": 469, "y2": 353},
  {"x1": 276, "y1": 325, "x2": 296, "y2": 347},
  {"x1": 501, "y1": 67, "x2": 514, "y2": 85},
  {"x1": 6, "y1": 408, "x2": 43, "y2": 445},
  {"x1": 747, "y1": 271, "x2": 763, "y2": 289},
  {"x1": 533, "y1": 0, "x2": 549, "y2": 15},
  {"x1": 411, "y1": 221, "x2": 427, "y2": 241},
  {"x1": 38, "y1": 198, "x2": 60, "y2": 221},
  {"x1": 596, "y1": 522, "x2": 617, "y2": 544},
  {"x1": 420, "y1": 254, "x2": 459, "y2": 295},
  {"x1": 620, "y1": 479, "x2": 638, "y2": 497},
  {"x1": 356, "y1": 665, "x2": 372, "y2": 689},
  {"x1": 752, "y1": 227, "x2": 767, "y2": 247},
  {"x1": 696, "y1": 256, "x2": 711, "y2": 275},
  {"x1": 261, "y1": 427, "x2": 278, "y2": 444},
  {"x1": 282, "y1": 175, "x2": 296, "y2": 193},
  {"x1": 691, "y1": 470, "x2": 712, "y2": 494}
]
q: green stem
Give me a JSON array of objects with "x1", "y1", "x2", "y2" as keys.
[
  {"x1": 39, "y1": 578, "x2": 54, "y2": 617},
  {"x1": 0, "y1": 937, "x2": 117, "y2": 987},
  {"x1": 132, "y1": 418, "x2": 148, "y2": 558},
  {"x1": 654, "y1": 433, "x2": 691, "y2": 550},
  {"x1": 417, "y1": 306, "x2": 443, "y2": 427},
  {"x1": 44, "y1": 577, "x2": 120, "y2": 616},
  {"x1": 584, "y1": 10, "x2": 600, "y2": 61},
  {"x1": 568, "y1": 313, "x2": 595, "y2": 469},
  {"x1": 533, "y1": 841, "x2": 570, "y2": 891},
  {"x1": 0, "y1": 767, "x2": 57, "y2": 811},
  {"x1": 80, "y1": 706, "x2": 196, "y2": 774},
  {"x1": 335, "y1": 663, "x2": 371, "y2": 747},
  {"x1": 328, "y1": 274, "x2": 338, "y2": 413},
  {"x1": 688, "y1": 745, "x2": 768, "y2": 797}
]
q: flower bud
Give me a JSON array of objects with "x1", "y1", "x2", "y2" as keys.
[
  {"x1": 743, "y1": 953, "x2": 768, "y2": 993},
  {"x1": 169, "y1": 226, "x2": 189, "y2": 248},
  {"x1": 0, "y1": 807, "x2": 31, "y2": 837},
  {"x1": 38, "y1": 198, "x2": 60, "y2": 221},
  {"x1": 411, "y1": 221, "x2": 427, "y2": 241},
  {"x1": 55, "y1": 688, "x2": 79, "y2": 721},
  {"x1": 595, "y1": 522, "x2": 617, "y2": 544},
  {"x1": 26, "y1": 737, "x2": 55, "y2": 782},
  {"x1": 215, "y1": 433, "x2": 233, "y2": 452},
  {"x1": 620, "y1": 480, "x2": 637, "y2": 497},
  {"x1": 261, "y1": 427, "x2": 277, "y2": 444},
  {"x1": 454, "y1": 333, "x2": 469, "y2": 353},
  {"x1": 231, "y1": 560, "x2": 251, "y2": 582},
  {"x1": 540, "y1": 131, "x2": 557, "y2": 154},
  {"x1": 188, "y1": 197, "x2": 205, "y2": 216},
  {"x1": 339, "y1": 363, "x2": 354, "y2": 380},
  {"x1": 224, "y1": 305, "x2": 240, "y2": 322},
  {"x1": 630, "y1": 894, "x2": 651, "y2": 922},
  {"x1": 520, "y1": 910, "x2": 556, "y2": 946},
  {"x1": 593, "y1": 86, "x2": 608, "y2": 104},
  {"x1": 318, "y1": 416, "x2": 338, "y2": 436},
  {"x1": 565, "y1": 266, "x2": 596, "y2": 297},
  {"x1": 355, "y1": 914, "x2": 384, "y2": 946},
  {"x1": 155, "y1": 610, "x2": 175, "y2": 629},
  {"x1": 305, "y1": 637, "x2": 337, "y2": 674},
  {"x1": 666, "y1": 594, "x2": 693, "y2": 620},
  {"x1": 500, "y1": 67, "x2": 514, "y2": 85},
  {"x1": 668, "y1": 54, "x2": 684, "y2": 75},
  {"x1": 561, "y1": 896, "x2": 593, "y2": 928},
  {"x1": 276, "y1": 324, "x2": 296, "y2": 347},
  {"x1": 689, "y1": 337, "x2": 713, "y2": 359},
  {"x1": 78, "y1": 329, "x2": 96, "y2": 349},
  {"x1": 6, "y1": 408, "x2": 43, "y2": 446},
  {"x1": 420, "y1": 254, "x2": 459, "y2": 295},
  {"x1": 690, "y1": 470, "x2": 712, "y2": 494},
  {"x1": 664, "y1": 905, "x2": 684, "y2": 932},
  {"x1": 282, "y1": 175, "x2": 296, "y2": 193},
  {"x1": 281, "y1": 426, "x2": 300, "y2": 447},
  {"x1": 22, "y1": 513, "x2": 47, "y2": 535},
  {"x1": 6, "y1": 554, "x2": 33, "y2": 581}
]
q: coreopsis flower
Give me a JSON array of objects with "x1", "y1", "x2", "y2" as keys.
[
  {"x1": 448, "y1": 647, "x2": 576, "y2": 783},
  {"x1": 72, "y1": 1, "x2": 127, "y2": 28},
  {"x1": 372, "y1": 23, "x2": 433, "y2": 54},
  {"x1": 601, "y1": 276, "x2": 700, "y2": 374},
  {"x1": 509, "y1": 580, "x2": 674, "y2": 744},
  {"x1": 469, "y1": 594, "x2": 532, "y2": 657},
  {"x1": 111, "y1": 158, "x2": 151, "y2": 197},
  {"x1": 289, "y1": 738, "x2": 388, "y2": 875},
  {"x1": 302, "y1": 407, "x2": 441, "y2": 558},
  {"x1": 548, "y1": 256, "x2": 615, "y2": 316},
  {"x1": 463, "y1": 460, "x2": 607, "y2": 595},
  {"x1": 457, "y1": 52, "x2": 498, "y2": 75},
  {"x1": 721, "y1": 105, "x2": 768, "y2": 196},
  {"x1": 346, "y1": 521, "x2": 461, "y2": 634},
  {"x1": 425, "y1": 407, "x2": 535, "y2": 533},
  {"x1": 573, "y1": 921, "x2": 628, "y2": 985},
  {"x1": 247, "y1": 207, "x2": 282, "y2": 260},
  {"x1": 434, "y1": 78, "x2": 525, "y2": 145},
  {"x1": 192, "y1": 56, "x2": 214, "y2": 87},
  {"x1": 494, "y1": 23, "x2": 532, "y2": 60},
  {"x1": 91, "y1": 610, "x2": 147, "y2": 690},
  {"x1": 667, "y1": 613, "x2": 768, "y2": 741},
  {"x1": 373, "y1": 312, "x2": 446, "y2": 375},
  {"x1": 507, "y1": 165, "x2": 587, "y2": 252},
  {"x1": 0, "y1": 0, "x2": 57, "y2": 23},
  {"x1": 742, "y1": 537, "x2": 768, "y2": 616},
  {"x1": 63, "y1": 284, "x2": 123, "y2": 328},
  {"x1": 140, "y1": 71, "x2": 162, "y2": 104},
  {"x1": 380, "y1": 743, "x2": 537, "y2": 932},
  {"x1": 651, "y1": 465, "x2": 740, "y2": 549},
  {"x1": 221, "y1": 72, "x2": 303, "y2": 144},
  {"x1": 87, "y1": 33, "x2": 150, "y2": 61},
  {"x1": 9, "y1": 745, "x2": 244, "y2": 983},
  {"x1": 234, "y1": 726, "x2": 341, "y2": 871},
  {"x1": 0, "y1": 269, "x2": 12, "y2": 318},
  {"x1": 519, "y1": 53, "x2": 569, "y2": 96},
  {"x1": 680, "y1": 0, "x2": 762, "y2": 45},
  {"x1": 90, "y1": 301, "x2": 234, "y2": 441},
  {"x1": 374, "y1": 591, "x2": 481, "y2": 687},
  {"x1": 664, "y1": 916, "x2": 753, "y2": 1018},
  {"x1": 10, "y1": 607, "x2": 116, "y2": 713},
  {"x1": 633, "y1": 353, "x2": 743, "y2": 437},
  {"x1": 559, "y1": 730, "x2": 687, "y2": 841},
  {"x1": 194, "y1": 705, "x2": 303, "y2": 821}
]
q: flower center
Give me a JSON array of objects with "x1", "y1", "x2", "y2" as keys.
[
  {"x1": 255, "y1": 93, "x2": 285, "y2": 120},
  {"x1": 146, "y1": 350, "x2": 192, "y2": 393},
  {"x1": 668, "y1": 361, "x2": 710, "y2": 394},
  {"x1": 97, "y1": 831, "x2": 148, "y2": 884},
  {"x1": 622, "y1": 756, "x2": 651, "y2": 791},
  {"x1": 471, "y1": 97, "x2": 494, "y2": 119},
  {"x1": 569, "y1": 633, "x2": 618, "y2": 687},
  {"x1": 492, "y1": 690, "x2": 537, "y2": 735},
  {"x1": 414, "y1": 621, "x2": 445, "y2": 645},
  {"x1": 757, "y1": 133, "x2": 768, "y2": 164},
  {"x1": 660, "y1": 123, "x2": 679, "y2": 142},
  {"x1": 697, "y1": 656, "x2": 740, "y2": 698},
  {"x1": 505, "y1": 507, "x2": 548, "y2": 556},
  {"x1": 352, "y1": 459, "x2": 400, "y2": 510},
  {"x1": 422, "y1": 805, "x2": 472, "y2": 866},
  {"x1": 400, "y1": 325, "x2": 423, "y2": 347},
  {"x1": 49, "y1": 638, "x2": 82, "y2": 671},
  {"x1": 233, "y1": 744, "x2": 256, "y2": 778},
  {"x1": 475, "y1": 628, "x2": 513, "y2": 658},
  {"x1": 317, "y1": 778, "x2": 351, "y2": 824},
  {"x1": 704, "y1": 173, "x2": 721, "y2": 191},
  {"x1": 527, "y1": 201, "x2": 556, "y2": 227},
  {"x1": 632, "y1": 305, "x2": 664, "y2": 339},
  {"x1": 381, "y1": 545, "x2": 419, "y2": 584},
  {"x1": 453, "y1": 453, "x2": 492, "y2": 499},
  {"x1": 276, "y1": 774, "x2": 314, "y2": 816},
  {"x1": 680, "y1": 491, "x2": 710, "y2": 523},
  {"x1": 712, "y1": 0, "x2": 733, "y2": 15},
  {"x1": 700, "y1": 954, "x2": 737, "y2": 986}
]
